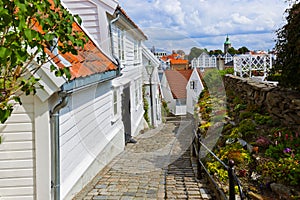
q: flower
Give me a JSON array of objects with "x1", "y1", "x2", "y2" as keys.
[
  {"x1": 291, "y1": 153, "x2": 295, "y2": 158},
  {"x1": 256, "y1": 136, "x2": 270, "y2": 147},
  {"x1": 283, "y1": 148, "x2": 292, "y2": 154},
  {"x1": 285, "y1": 134, "x2": 289, "y2": 140}
]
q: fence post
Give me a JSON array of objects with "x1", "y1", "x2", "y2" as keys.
[
  {"x1": 228, "y1": 160, "x2": 235, "y2": 200},
  {"x1": 197, "y1": 137, "x2": 202, "y2": 179}
]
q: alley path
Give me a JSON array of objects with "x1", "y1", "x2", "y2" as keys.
[{"x1": 74, "y1": 119, "x2": 212, "y2": 200}]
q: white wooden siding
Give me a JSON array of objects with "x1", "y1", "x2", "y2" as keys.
[
  {"x1": 62, "y1": 0, "x2": 101, "y2": 43},
  {"x1": 0, "y1": 96, "x2": 35, "y2": 200},
  {"x1": 59, "y1": 81, "x2": 124, "y2": 199},
  {"x1": 124, "y1": 34, "x2": 135, "y2": 66}
]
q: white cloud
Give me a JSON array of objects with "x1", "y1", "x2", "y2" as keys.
[
  {"x1": 119, "y1": 0, "x2": 289, "y2": 51},
  {"x1": 153, "y1": 0, "x2": 185, "y2": 26},
  {"x1": 231, "y1": 13, "x2": 252, "y2": 25}
]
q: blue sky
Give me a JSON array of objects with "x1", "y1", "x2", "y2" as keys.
[{"x1": 118, "y1": 0, "x2": 290, "y2": 53}]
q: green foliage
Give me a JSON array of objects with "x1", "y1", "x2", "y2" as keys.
[
  {"x1": 187, "y1": 47, "x2": 208, "y2": 62},
  {"x1": 269, "y1": 2, "x2": 300, "y2": 90},
  {"x1": 262, "y1": 128, "x2": 300, "y2": 186},
  {"x1": 209, "y1": 49, "x2": 223, "y2": 56},
  {"x1": 227, "y1": 47, "x2": 239, "y2": 55},
  {"x1": 161, "y1": 99, "x2": 170, "y2": 121},
  {"x1": 239, "y1": 111, "x2": 253, "y2": 120},
  {"x1": 218, "y1": 67, "x2": 234, "y2": 77},
  {"x1": 254, "y1": 113, "x2": 273, "y2": 125},
  {"x1": 202, "y1": 68, "x2": 225, "y2": 94},
  {"x1": 234, "y1": 103, "x2": 247, "y2": 112},
  {"x1": 238, "y1": 119, "x2": 256, "y2": 137},
  {"x1": 0, "y1": 0, "x2": 87, "y2": 123},
  {"x1": 257, "y1": 157, "x2": 300, "y2": 186},
  {"x1": 207, "y1": 161, "x2": 228, "y2": 182},
  {"x1": 142, "y1": 86, "x2": 150, "y2": 126},
  {"x1": 237, "y1": 46, "x2": 250, "y2": 54},
  {"x1": 206, "y1": 142, "x2": 251, "y2": 183}
]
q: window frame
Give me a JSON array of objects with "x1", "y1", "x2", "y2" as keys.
[{"x1": 111, "y1": 87, "x2": 120, "y2": 122}]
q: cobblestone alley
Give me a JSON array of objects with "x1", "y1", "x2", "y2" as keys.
[{"x1": 73, "y1": 119, "x2": 212, "y2": 200}]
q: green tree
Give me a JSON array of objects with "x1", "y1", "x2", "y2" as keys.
[
  {"x1": 209, "y1": 49, "x2": 223, "y2": 56},
  {"x1": 0, "y1": 0, "x2": 87, "y2": 123},
  {"x1": 187, "y1": 47, "x2": 208, "y2": 62},
  {"x1": 227, "y1": 47, "x2": 239, "y2": 55},
  {"x1": 270, "y1": 2, "x2": 300, "y2": 90},
  {"x1": 237, "y1": 46, "x2": 250, "y2": 54}
]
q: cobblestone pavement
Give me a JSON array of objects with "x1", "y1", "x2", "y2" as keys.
[{"x1": 74, "y1": 120, "x2": 212, "y2": 200}]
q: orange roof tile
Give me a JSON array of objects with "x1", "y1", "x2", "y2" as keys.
[
  {"x1": 170, "y1": 59, "x2": 189, "y2": 65},
  {"x1": 46, "y1": 22, "x2": 117, "y2": 80},
  {"x1": 31, "y1": 0, "x2": 117, "y2": 80},
  {"x1": 164, "y1": 69, "x2": 193, "y2": 99}
]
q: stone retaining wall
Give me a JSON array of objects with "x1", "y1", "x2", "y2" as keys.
[{"x1": 224, "y1": 75, "x2": 300, "y2": 130}]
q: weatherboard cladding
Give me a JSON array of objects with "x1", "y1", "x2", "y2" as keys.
[
  {"x1": 0, "y1": 96, "x2": 35, "y2": 199},
  {"x1": 165, "y1": 69, "x2": 193, "y2": 99}
]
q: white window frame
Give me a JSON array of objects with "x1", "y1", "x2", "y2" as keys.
[
  {"x1": 190, "y1": 80, "x2": 197, "y2": 90},
  {"x1": 112, "y1": 87, "x2": 120, "y2": 122},
  {"x1": 117, "y1": 28, "x2": 125, "y2": 61},
  {"x1": 134, "y1": 40, "x2": 140, "y2": 63}
]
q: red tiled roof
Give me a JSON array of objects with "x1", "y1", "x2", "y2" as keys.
[
  {"x1": 164, "y1": 69, "x2": 193, "y2": 99},
  {"x1": 45, "y1": 22, "x2": 117, "y2": 80},
  {"x1": 170, "y1": 59, "x2": 189, "y2": 65}
]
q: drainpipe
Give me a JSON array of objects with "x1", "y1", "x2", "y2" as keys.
[
  {"x1": 109, "y1": 10, "x2": 121, "y2": 75},
  {"x1": 50, "y1": 91, "x2": 69, "y2": 200}
]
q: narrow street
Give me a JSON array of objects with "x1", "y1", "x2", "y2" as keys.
[{"x1": 74, "y1": 118, "x2": 212, "y2": 200}]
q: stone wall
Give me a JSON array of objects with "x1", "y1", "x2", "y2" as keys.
[{"x1": 224, "y1": 75, "x2": 300, "y2": 130}]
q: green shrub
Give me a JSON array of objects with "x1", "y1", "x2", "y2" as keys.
[{"x1": 254, "y1": 113, "x2": 273, "y2": 125}]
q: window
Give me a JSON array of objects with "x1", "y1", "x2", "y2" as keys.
[
  {"x1": 190, "y1": 81, "x2": 197, "y2": 90},
  {"x1": 117, "y1": 28, "x2": 125, "y2": 61},
  {"x1": 134, "y1": 40, "x2": 140, "y2": 62},
  {"x1": 113, "y1": 90, "x2": 118, "y2": 116}
]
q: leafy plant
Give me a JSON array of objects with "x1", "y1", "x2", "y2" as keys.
[
  {"x1": 258, "y1": 157, "x2": 300, "y2": 186},
  {"x1": 0, "y1": 0, "x2": 87, "y2": 123},
  {"x1": 142, "y1": 86, "x2": 150, "y2": 126},
  {"x1": 269, "y1": 2, "x2": 300, "y2": 90},
  {"x1": 254, "y1": 113, "x2": 273, "y2": 125}
]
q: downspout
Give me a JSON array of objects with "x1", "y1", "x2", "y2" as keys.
[
  {"x1": 50, "y1": 91, "x2": 69, "y2": 200},
  {"x1": 109, "y1": 10, "x2": 121, "y2": 75}
]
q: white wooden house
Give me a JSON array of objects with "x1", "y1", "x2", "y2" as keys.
[
  {"x1": 142, "y1": 43, "x2": 162, "y2": 127},
  {"x1": 161, "y1": 70, "x2": 193, "y2": 115},
  {"x1": 110, "y1": 6, "x2": 148, "y2": 139},
  {"x1": 0, "y1": 21, "x2": 123, "y2": 200},
  {"x1": 62, "y1": 1, "x2": 148, "y2": 140},
  {"x1": 191, "y1": 52, "x2": 217, "y2": 69},
  {"x1": 186, "y1": 68, "x2": 205, "y2": 115}
]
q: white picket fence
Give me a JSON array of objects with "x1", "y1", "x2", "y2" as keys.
[{"x1": 233, "y1": 54, "x2": 274, "y2": 81}]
